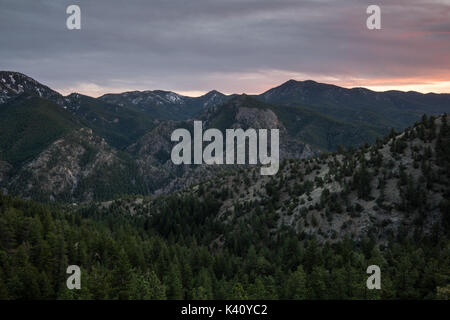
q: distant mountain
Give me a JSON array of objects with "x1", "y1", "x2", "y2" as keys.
[
  {"x1": 0, "y1": 71, "x2": 64, "y2": 105},
  {"x1": 0, "y1": 71, "x2": 156, "y2": 150},
  {"x1": 63, "y1": 93, "x2": 156, "y2": 149},
  {"x1": 123, "y1": 95, "x2": 316, "y2": 197},
  {"x1": 1, "y1": 71, "x2": 449, "y2": 203},
  {"x1": 99, "y1": 89, "x2": 231, "y2": 120},
  {"x1": 257, "y1": 79, "x2": 450, "y2": 132},
  {"x1": 204, "y1": 94, "x2": 385, "y2": 152},
  {"x1": 200, "y1": 94, "x2": 315, "y2": 159}
]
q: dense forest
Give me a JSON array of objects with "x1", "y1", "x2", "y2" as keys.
[
  {"x1": 0, "y1": 115, "x2": 449, "y2": 300},
  {"x1": 0, "y1": 192, "x2": 448, "y2": 300}
]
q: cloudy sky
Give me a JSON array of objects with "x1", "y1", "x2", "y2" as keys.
[{"x1": 1, "y1": 0, "x2": 449, "y2": 97}]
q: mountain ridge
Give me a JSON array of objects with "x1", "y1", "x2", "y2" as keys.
[{"x1": 1, "y1": 71, "x2": 449, "y2": 203}]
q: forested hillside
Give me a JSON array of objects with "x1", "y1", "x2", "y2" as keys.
[
  {"x1": 3, "y1": 115, "x2": 448, "y2": 300},
  {"x1": 258, "y1": 79, "x2": 450, "y2": 132},
  {"x1": 110, "y1": 115, "x2": 450, "y2": 244},
  {"x1": 0, "y1": 94, "x2": 79, "y2": 166},
  {"x1": 0, "y1": 72, "x2": 449, "y2": 300},
  {"x1": 0, "y1": 192, "x2": 448, "y2": 300}
]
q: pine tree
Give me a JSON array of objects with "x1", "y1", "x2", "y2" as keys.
[
  {"x1": 285, "y1": 266, "x2": 307, "y2": 299},
  {"x1": 110, "y1": 249, "x2": 133, "y2": 300},
  {"x1": 229, "y1": 281, "x2": 248, "y2": 300},
  {"x1": 166, "y1": 263, "x2": 184, "y2": 300}
]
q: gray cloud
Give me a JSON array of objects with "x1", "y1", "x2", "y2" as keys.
[{"x1": 0, "y1": 0, "x2": 449, "y2": 95}]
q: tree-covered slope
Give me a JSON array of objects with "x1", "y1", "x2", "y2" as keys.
[
  {"x1": 107, "y1": 114, "x2": 450, "y2": 246},
  {"x1": 203, "y1": 94, "x2": 386, "y2": 151},
  {"x1": 0, "y1": 191, "x2": 448, "y2": 300},
  {"x1": 0, "y1": 114, "x2": 449, "y2": 300},
  {"x1": 6, "y1": 128, "x2": 149, "y2": 203},
  {"x1": 258, "y1": 80, "x2": 450, "y2": 134},
  {"x1": 0, "y1": 94, "x2": 79, "y2": 167},
  {"x1": 64, "y1": 93, "x2": 156, "y2": 149}
]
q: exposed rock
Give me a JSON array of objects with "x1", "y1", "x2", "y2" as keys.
[{"x1": 8, "y1": 128, "x2": 124, "y2": 202}]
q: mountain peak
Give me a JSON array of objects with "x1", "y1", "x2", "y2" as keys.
[
  {"x1": 204, "y1": 89, "x2": 224, "y2": 97},
  {"x1": 0, "y1": 70, "x2": 35, "y2": 81},
  {"x1": 66, "y1": 92, "x2": 84, "y2": 99},
  {"x1": 282, "y1": 79, "x2": 318, "y2": 86},
  {"x1": 0, "y1": 71, "x2": 63, "y2": 105}
]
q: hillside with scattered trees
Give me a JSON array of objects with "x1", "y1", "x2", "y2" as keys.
[{"x1": 1, "y1": 115, "x2": 447, "y2": 300}]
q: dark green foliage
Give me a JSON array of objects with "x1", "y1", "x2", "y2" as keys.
[
  {"x1": 207, "y1": 95, "x2": 386, "y2": 151},
  {"x1": 352, "y1": 160, "x2": 372, "y2": 200},
  {"x1": 66, "y1": 94, "x2": 155, "y2": 149},
  {"x1": 260, "y1": 80, "x2": 450, "y2": 137},
  {"x1": 0, "y1": 193, "x2": 448, "y2": 300},
  {"x1": 0, "y1": 95, "x2": 79, "y2": 166}
]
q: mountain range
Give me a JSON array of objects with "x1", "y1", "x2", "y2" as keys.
[
  {"x1": 0, "y1": 71, "x2": 449, "y2": 202},
  {"x1": 0, "y1": 71, "x2": 449, "y2": 300}
]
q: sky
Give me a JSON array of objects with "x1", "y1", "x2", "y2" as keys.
[{"x1": 0, "y1": 0, "x2": 449, "y2": 97}]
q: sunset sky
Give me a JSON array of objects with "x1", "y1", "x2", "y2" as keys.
[{"x1": 1, "y1": 0, "x2": 449, "y2": 97}]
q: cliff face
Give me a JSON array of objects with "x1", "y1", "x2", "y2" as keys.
[{"x1": 7, "y1": 128, "x2": 127, "y2": 202}]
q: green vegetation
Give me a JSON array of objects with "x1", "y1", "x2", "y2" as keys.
[
  {"x1": 0, "y1": 95, "x2": 78, "y2": 166},
  {"x1": 207, "y1": 95, "x2": 391, "y2": 151},
  {"x1": 0, "y1": 114, "x2": 449, "y2": 300},
  {"x1": 260, "y1": 80, "x2": 450, "y2": 133},
  {"x1": 66, "y1": 94, "x2": 155, "y2": 149},
  {"x1": 1, "y1": 75, "x2": 449, "y2": 300},
  {"x1": 271, "y1": 103, "x2": 385, "y2": 151},
  {"x1": 0, "y1": 193, "x2": 448, "y2": 300}
]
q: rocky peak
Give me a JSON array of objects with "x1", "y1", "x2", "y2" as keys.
[{"x1": 0, "y1": 71, "x2": 64, "y2": 105}]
